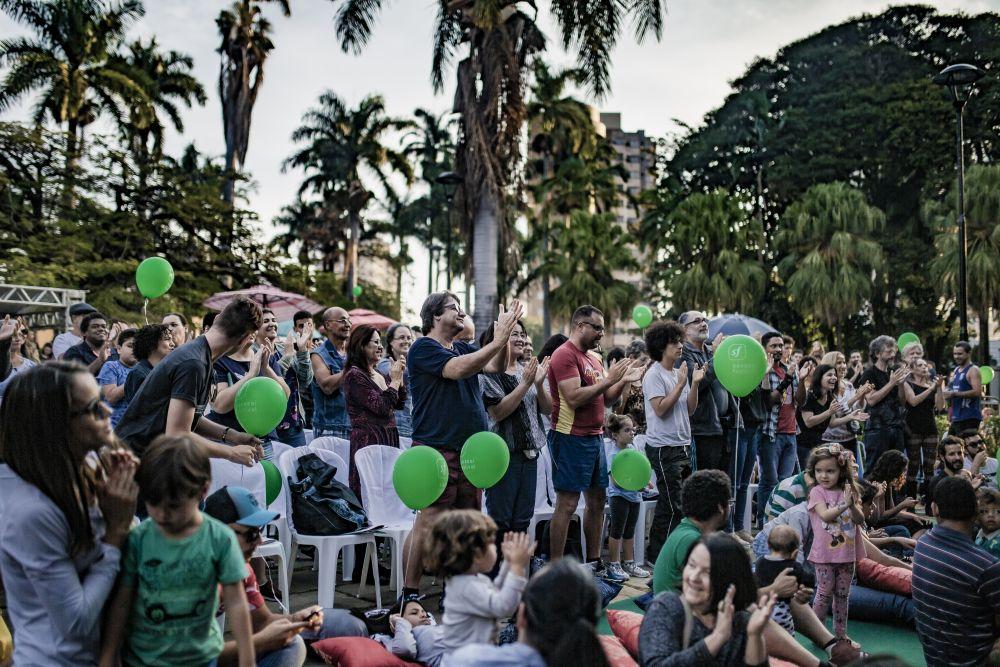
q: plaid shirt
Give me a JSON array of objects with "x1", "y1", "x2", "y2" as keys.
[{"x1": 761, "y1": 362, "x2": 798, "y2": 439}]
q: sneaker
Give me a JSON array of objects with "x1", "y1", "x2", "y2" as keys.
[
  {"x1": 602, "y1": 561, "x2": 629, "y2": 583},
  {"x1": 623, "y1": 560, "x2": 650, "y2": 578}
]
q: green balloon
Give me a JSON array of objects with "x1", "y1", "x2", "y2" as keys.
[
  {"x1": 234, "y1": 377, "x2": 286, "y2": 437},
  {"x1": 897, "y1": 332, "x2": 920, "y2": 353},
  {"x1": 981, "y1": 365, "x2": 995, "y2": 385},
  {"x1": 610, "y1": 449, "x2": 652, "y2": 492},
  {"x1": 392, "y1": 446, "x2": 448, "y2": 510},
  {"x1": 260, "y1": 459, "x2": 281, "y2": 507},
  {"x1": 632, "y1": 304, "x2": 653, "y2": 329},
  {"x1": 714, "y1": 334, "x2": 768, "y2": 397},
  {"x1": 460, "y1": 431, "x2": 510, "y2": 489},
  {"x1": 135, "y1": 257, "x2": 174, "y2": 299},
  {"x1": 352, "y1": 285, "x2": 363, "y2": 297}
]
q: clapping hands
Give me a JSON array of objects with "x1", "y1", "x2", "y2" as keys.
[{"x1": 500, "y1": 531, "x2": 536, "y2": 574}]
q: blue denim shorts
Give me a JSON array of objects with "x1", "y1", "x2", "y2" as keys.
[{"x1": 549, "y1": 431, "x2": 609, "y2": 492}]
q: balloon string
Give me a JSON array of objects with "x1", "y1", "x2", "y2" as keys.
[{"x1": 143, "y1": 298, "x2": 149, "y2": 325}]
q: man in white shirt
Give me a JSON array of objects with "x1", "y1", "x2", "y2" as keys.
[
  {"x1": 53, "y1": 302, "x2": 96, "y2": 358},
  {"x1": 962, "y1": 429, "x2": 999, "y2": 490}
]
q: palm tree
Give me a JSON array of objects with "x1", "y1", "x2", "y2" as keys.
[
  {"x1": 545, "y1": 210, "x2": 638, "y2": 322},
  {"x1": 0, "y1": 0, "x2": 148, "y2": 201},
  {"x1": 526, "y1": 60, "x2": 598, "y2": 337},
  {"x1": 217, "y1": 0, "x2": 289, "y2": 205},
  {"x1": 273, "y1": 198, "x2": 347, "y2": 273},
  {"x1": 331, "y1": 0, "x2": 666, "y2": 332},
  {"x1": 776, "y1": 182, "x2": 884, "y2": 347},
  {"x1": 928, "y1": 164, "x2": 1000, "y2": 364},
  {"x1": 284, "y1": 91, "x2": 414, "y2": 298},
  {"x1": 648, "y1": 188, "x2": 766, "y2": 315}
]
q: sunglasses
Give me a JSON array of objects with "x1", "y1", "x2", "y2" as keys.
[
  {"x1": 71, "y1": 398, "x2": 105, "y2": 420},
  {"x1": 233, "y1": 526, "x2": 262, "y2": 542}
]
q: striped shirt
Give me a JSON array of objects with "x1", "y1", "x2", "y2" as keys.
[
  {"x1": 765, "y1": 472, "x2": 809, "y2": 521},
  {"x1": 761, "y1": 362, "x2": 799, "y2": 439},
  {"x1": 912, "y1": 525, "x2": 1000, "y2": 666}
]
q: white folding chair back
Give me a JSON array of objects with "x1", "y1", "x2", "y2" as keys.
[
  {"x1": 209, "y1": 459, "x2": 266, "y2": 507},
  {"x1": 277, "y1": 446, "x2": 381, "y2": 608},
  {"x1": 354, "y1": 445, "x2": 416, "y2": 596},
  {"x1": 310, "y1": 436, "x2": 351, "y2": 470},
  {"x1": 269, "y1": 441, "x2": 293, "y2": 463}
]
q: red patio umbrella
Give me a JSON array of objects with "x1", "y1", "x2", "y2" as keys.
[
  {"x1": 203, "y1": 285, "x2": 322, "y2": 321},
  {"x1": 348, "y1": 308, "x2": 396, "y2": 330}
]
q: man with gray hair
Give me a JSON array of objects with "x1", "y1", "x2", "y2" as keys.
[
  {"x1": 311, "y1": 306, "x2": 352, "y2": 438},
  {"x1": 678, "y1": 310, "x2": 733, "y2": 473},
  {"x1": 401, "y1": 291, "x2": 525, "y2": 598},
  {"x1": 857, "y1": 335, "x2": 910, "y2": 469}
]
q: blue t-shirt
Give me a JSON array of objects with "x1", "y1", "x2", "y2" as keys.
[
  {"x1": 97, "y1": 359, "x2": 134, "y2": 427},
  {"x1": 408, "y1": 337, "x2": 488, "y2": 450}
]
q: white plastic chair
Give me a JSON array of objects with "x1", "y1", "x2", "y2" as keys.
[
  {"x1": 207, "y1": 459, "x2": 289, "y2": 611},
  {"x1": 354, "y1": 445, "x2": 416, "y2": 597},
  {"x1": 633, "y1": 498, "x2": 658, "y2": 567},
  {"x1": 278, "y1": 447, "x2": 381, "y2": 608},
  {"x1": 303, "y1": 429, "x2": 315, "y2": 445},
  {"x1": 399, "y1": 436, "x2": 413, "y2": 450},
  {"x1": 269, "y1": 441, "x2": 293, "y2": 464},
  {"x1": 310, "y1": 436, "x2": 352, "y2": 474},
  {"x1": 744, "y1": 482, "x2": 759, "y2": 533},
  {"x1": 527, "y1": 446, "x2": 586, "y2": 557}
]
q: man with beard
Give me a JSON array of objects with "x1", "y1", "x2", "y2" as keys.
[
  {"x1": 547, "y1": 305, "x2": 643, "y2": 563},
  {"x1": 63, "y1": 311, "x2": 110, "y2": 376},
  {"x1": 311, "y1": 306, "x2": 353, "y2": 439},
  {"x1": 400, "y1": 292, "x2": 524, "y2": 598},
  {"x1": 928, "y1": 435, "x2": 971, "y2": 505},
  {"x1": 946, "y1": 341, "x2": 983, "y2": 435},
  {"x1": 857, "y1": 335, "x2": 909, "y2": 469}
]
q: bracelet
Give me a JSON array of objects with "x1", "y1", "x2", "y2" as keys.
[{"x1": 222, "y1": 427, "x2": 230, "y2": 443}]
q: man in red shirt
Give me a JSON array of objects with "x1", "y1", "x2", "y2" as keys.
[{"x1": 547, "y1": 305, "x2": 643, "y2": 564}]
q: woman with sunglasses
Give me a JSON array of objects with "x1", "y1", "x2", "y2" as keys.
[{"x1": 0, "y1": 362, "x2": 139, "y2": 666}]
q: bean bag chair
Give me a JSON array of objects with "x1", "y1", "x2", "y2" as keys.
[
  {"x1": 606, "y1": 609, "x2": 643, "y2": 657},
  {"x1": 599, "y1": 634, "x2": 639, "y2": 667},
  {"x1": 856, "y1": 558, "x2": 912, "y2": 597},
  {"x1": 312, "y1": 636, "x2": 422, "y2": 667}
]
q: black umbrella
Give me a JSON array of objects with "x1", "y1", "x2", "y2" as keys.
[{"x1": 708, "y1": 313, "x2": 776, "y2": 339}]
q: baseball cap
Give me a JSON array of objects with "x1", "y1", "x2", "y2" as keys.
[
  {"x1": 69, "y1": 303, "x2": 97, "y2": 317},
  {"x1": 204, "y1": 486, "x2": 279, "y2": 527}
]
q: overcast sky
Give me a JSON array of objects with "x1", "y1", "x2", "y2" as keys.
[{"x1": 2, "y1": 0, "x2": 996, "y2": 317}]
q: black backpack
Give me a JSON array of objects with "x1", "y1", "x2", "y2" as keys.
[{"x1": 288, "y1": 453, "x2": 371, "y2": 535}]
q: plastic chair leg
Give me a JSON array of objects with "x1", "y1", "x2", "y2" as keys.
[
  {"x1": 369, "y1": 543, "x2": 382, "y2": 608},
  {"x1": 357, "y1": 544, "x2": 371, "y2": 595},
  {"x1": 343, "y1": 545, "x2": 355, "y2": 582},
  {"x1": 276, "y1": 551, "x2": 290, "y2": 613},
  {"x1": 317, "y1": 545, "x2": 339, "y2": 608}
]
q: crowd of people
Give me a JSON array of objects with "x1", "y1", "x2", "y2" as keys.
[{"x1": 0, "y1": 294, "x2": 998, "y2": 667}]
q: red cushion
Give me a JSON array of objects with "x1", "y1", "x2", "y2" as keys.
[
  {"x1": 856, "y1": 558, "x2": 912, "y2": 596},
  {"x1": 606, "y1": 609, "x2": 644, "y2": 657},
  {"x1": 312, "y1": 637, "x2": 422, "y2": 667},
  {"x1": 599, "y1": 634, "x2": 639, "y2": 667}
]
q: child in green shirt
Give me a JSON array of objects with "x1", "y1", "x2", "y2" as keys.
[
  {"x1": 99, "y1": 435, "x2": 255, "y2": 667},
  {"x1": 975, "y1": 487, "x2": 1000, "y2": 560}
]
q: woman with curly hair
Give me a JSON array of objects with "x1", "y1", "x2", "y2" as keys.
[{"x1": 867, "y1": 449, "x2": 931, "y2": 538}]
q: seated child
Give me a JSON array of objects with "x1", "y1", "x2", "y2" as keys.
[
  {"x1": 99, "y1": 435, "x2": 255, "y2": 667},
  {"x1": 373, "y1": 599, "x2": 444, "y2": 666},
  {"x1": 424, "y1": 510, "x2": 535, "y2": 656},
  {"x1": 755, "y1": 524, "x2": 815, "y2": 635},
  {"x1": 975, "y1": 487, "x2": 1000, "y2": 559}
]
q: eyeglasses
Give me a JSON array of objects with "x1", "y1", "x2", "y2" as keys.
[
  {"x1": 233, "y1": 526, "x2": 262, "y2": 542},
  {"x1": 580, "y1": 321, "x2": 605, "y2": 333},
  {"x1": 684, "y1": 317, "x2": 707, "y2": 326},
  {"x1": 71, "y1": 398, "x2": 105, "y2": 420}
]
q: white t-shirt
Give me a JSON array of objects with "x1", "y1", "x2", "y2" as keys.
[
  {"x1": 965, "y1": 455, "x2": 999, "y2": 489},
  {"x1": 52, "y1": 331, "x2": 82, "y2": 359},
  {"x1": 642, "y1": 362, "x2": 691, "y2": 447}
]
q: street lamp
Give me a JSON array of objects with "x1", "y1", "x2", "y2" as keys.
[
  {"x1": 435, "y1": 171, "x2": 464, "y2": 290},
  {"x1": 428, "y1": 244, "x2": 444, "y2": 293},
  {"x1": 933, "y1": 63, "x2": 985, "y2": 342}
]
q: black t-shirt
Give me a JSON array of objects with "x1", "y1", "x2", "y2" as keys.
[
  {"x1": 123, "y1": 359, "x2": 153, "y2": 402},
  {"x1": 858, "y1": 365, "x2": 904, "y2": 428},
  {"x1": 63, "y1": 341, "x2": 99, "y2": 374},
  {"x1": 905, "y1": 381, "x2": 937, "y2": 436},
  {"x1": 796, "y1": 393, "x2": 832, "y2": 448},
  {"x1": 115, "y1": 337, "x2": 214, "y2": 456},
  {"x1": 754, "y1": 556, "x2": 815, "y2": 601}
]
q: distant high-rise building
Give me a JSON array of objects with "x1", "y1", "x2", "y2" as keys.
[{"x1": 600, "y1": 112, "x2": 655, "y2": 234}]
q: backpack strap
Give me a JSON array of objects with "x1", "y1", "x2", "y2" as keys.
[{"x1": 679, "y1": 595, "x2": 693, "y2": 650}]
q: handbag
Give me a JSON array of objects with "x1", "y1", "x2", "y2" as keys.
[{"x1": 289, "y1": 454, "x2": 370, "y2": 535}]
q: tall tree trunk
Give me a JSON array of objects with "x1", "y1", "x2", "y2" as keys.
[
  {"x1": 541, "y1": 225, "x2": 552, "y2": 339},
  {"x1": 346, "y1": 208, "x2": 360, "y2": 300},
  {"x1": 62, "y1": 120, "x2": 79, "y2": 211},
  {"x1": 979, "y1": 306, "x2": 991, "y2": 366},
  {"x1": 472, "y1": 189, "x2": 500, "y2": 334},
  {"x1": 222, "y1": 143, "x2": 238, "y2": 205}
]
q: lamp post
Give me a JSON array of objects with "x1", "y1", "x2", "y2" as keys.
[
  {"x1": 429, "y1": 244, "x2": 444, "y2": 293},
  {"x1": 933, "y1": 63, "x2": 985, "y2": 342},
  {"x1": 434, "y1": 171, "x2": 464, "y2": 290}
]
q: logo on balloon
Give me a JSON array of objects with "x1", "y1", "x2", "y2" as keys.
[
  {"x1": 460, "y1": 432, "x2": 510, "y2": 489},
  {"x1": 728, "y1": 344, "x2": 746, "y2": 360}
]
